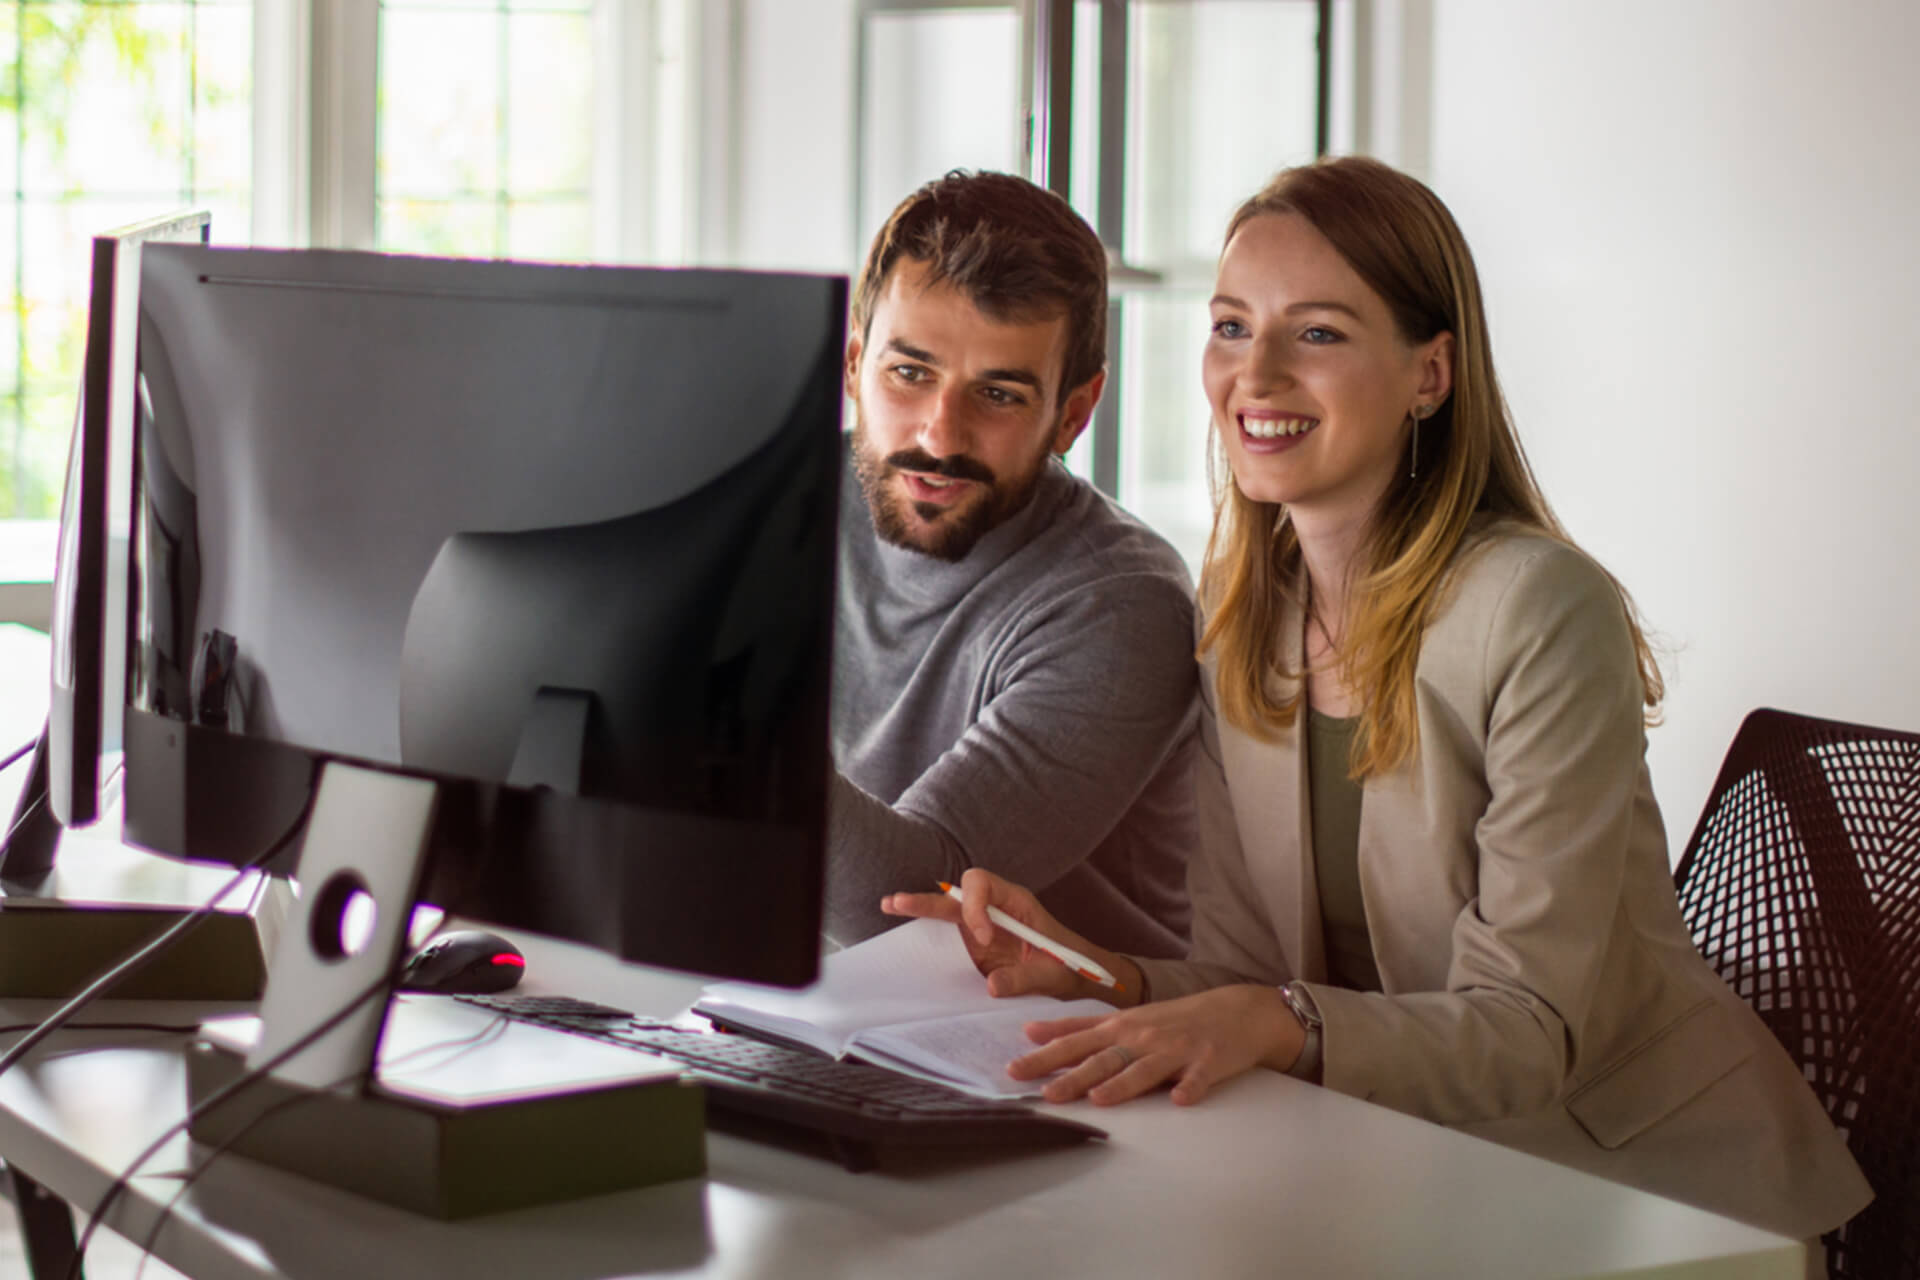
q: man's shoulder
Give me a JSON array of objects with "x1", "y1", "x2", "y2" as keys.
[{"x1": 1024, "y1": 466, "x2": 1195, "y2": 594}]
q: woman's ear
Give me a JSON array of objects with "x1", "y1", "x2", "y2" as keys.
[{"x1": 1418, "y1": 331, "x2": 1455, "y2": 408}]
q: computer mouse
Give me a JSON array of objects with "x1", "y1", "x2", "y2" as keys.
[{"x1": 399, "y1": 929, "x2": 527, "y2": 994}]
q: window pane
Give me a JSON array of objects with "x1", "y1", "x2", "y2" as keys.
[
  {"x1": 5, "y1": 0, "x2": 250, "y2": 520},
  {"x1": 192, "y1": 4, "x2": 254, "y2": 196},
  {"x1": 1117, "y1": 0, "x2": 1320, "y2": 574},
  {"x1": 377, "y1": 198, "x2": 501, "y2": 259},
  {"x1": 860, "y1": 9, "x2": 1020, "y2": 245},
  {"x1": 507, "y1": 200, "x2": 592, "y2": 261},
  {"x1": 378, "y1": 2, "x2": 595, "y2": 261},
  {"x1": 1127, "y1": 0, "x2": 1319, "y2": 270},
  {"x1": 379, "y1": 10, "x2": 504, "y2": 199},
  {"x1": 1119, "y1": 294, "x2": 1213, "y2": 574},
  {"x1": 506, "y1": 12, "x2": 593, "y2": 193}
]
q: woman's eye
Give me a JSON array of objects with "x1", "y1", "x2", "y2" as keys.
[
  {"x1": 1210, "y1": 317, "x2": 1247, "y2": 339},
  {"x1": 1301, "y1": 326, "x2": 1342, "y2": 344}
]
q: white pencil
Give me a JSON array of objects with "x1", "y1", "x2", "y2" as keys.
[{"x1": 938, "y1": 882, "x2": 1123, "y2": 991}]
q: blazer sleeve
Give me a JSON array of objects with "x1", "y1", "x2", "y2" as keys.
[{"x1": 1307, "y1": 543, "x2": 1652, "y2": 1125}]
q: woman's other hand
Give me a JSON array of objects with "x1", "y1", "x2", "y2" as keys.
[
  {"x1": 881, "y1": 868, "x2": 1139, "y2": 1005},
  {"x1": 1011, "y1": 983, "x2": 1308, "y2": 1106}
]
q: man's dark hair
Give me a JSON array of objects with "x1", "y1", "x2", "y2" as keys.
[{"x1": 852, "y1": 170, "x2": 1108, "y2": 397}]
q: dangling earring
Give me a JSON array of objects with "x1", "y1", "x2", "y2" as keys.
[{"x1": 1409, "y1": 403, "x2": 1434, "y2": 479}]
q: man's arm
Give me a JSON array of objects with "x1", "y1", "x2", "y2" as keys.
[{"x1": 823, "y1": 572, "x2": 1197, "y2": 946}]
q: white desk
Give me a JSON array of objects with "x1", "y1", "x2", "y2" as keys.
[
  {"x1": 0, "y1": 923, "x2": 1806, "y2": 1280},
  {"x1": 0, "y1": 623, "x2": 1804, "y2": 1278}
]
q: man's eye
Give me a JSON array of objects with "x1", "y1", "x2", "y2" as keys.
[
  {"x1": 982, "y1": 386, "x2": 1023, "y2": 406},
  {"x1": 1210, "y1": 318, "x2": 1247, "y2": 339},
  {"x1": 892, "y1": 364, "x2": 926, "y2": 383}
]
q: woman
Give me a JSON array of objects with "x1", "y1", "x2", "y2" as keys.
[{"x1": 884, "y1": 156, "x2": 1869, "y2": 1249}]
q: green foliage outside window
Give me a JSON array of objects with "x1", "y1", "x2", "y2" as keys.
[{"x1": 3, "y1": 0, "x2": 249, "y2": 520}]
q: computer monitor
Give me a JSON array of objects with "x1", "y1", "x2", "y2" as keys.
[
  {"x1": 11, "y1": 212, "x2": 211, "y2": 870},
  {"x1": 116, "y1": 243, "x2": 844, "y2": 990}
]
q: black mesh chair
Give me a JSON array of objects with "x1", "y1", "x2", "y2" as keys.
[{"x1": 1673, "y1": 708, "x2": 1920, "y2": 1279}]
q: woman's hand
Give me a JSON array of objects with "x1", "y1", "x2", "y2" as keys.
[
  {"x1": 880, "y1": 868, "x2": 1139, "y2": 1005},
  {"x1": 1011, "y1": 983, "x2": 1307, "y2": 1106}
]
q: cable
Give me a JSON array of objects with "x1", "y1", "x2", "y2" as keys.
[
  {"x1": 0, "y1": 788, "x2": 45, "y2": 861},
  {"x1": 127, "y1": 1014, "x2": 511, "y2": 1279},
  {"x1": 0, "y1": 793, "x2": 311, "y2": 1081},
  {"x1": 65, "y1": 967, "x2": 393, "y2": 1280},
  {"x1": 0, "y1": 736, "x2": 35, "y2": 775},
  {"x1": 0, "y1": 843, "x2": 288, "y2": 1080}
]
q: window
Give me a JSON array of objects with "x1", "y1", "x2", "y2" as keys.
[
  {"x1": 4, "y1": 0, "x2": 249, "y2": 521},
  {"x1": 2, "y1": 0, "x2": 691, "y2": 533},
  {"x1": 854, "y1": 0, "x2": 1325, "y2": 572}
]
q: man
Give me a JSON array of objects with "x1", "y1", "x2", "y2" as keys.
[{"x1": 827, "y1": 170, "x2": 1197, "y2": 958}]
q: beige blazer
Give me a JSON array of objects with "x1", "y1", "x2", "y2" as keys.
[{"x1": 1134, "y1": 525, "x2": 1870, "y2": 1240}]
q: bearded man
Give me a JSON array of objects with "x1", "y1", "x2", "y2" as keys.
[{"x1": 827, "y1": 170, "x2": 1196, "y2": 957}]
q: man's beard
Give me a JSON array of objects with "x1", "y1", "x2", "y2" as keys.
[{"x1": 850, "y1": 412, "x2": 1054, "y2": 563}]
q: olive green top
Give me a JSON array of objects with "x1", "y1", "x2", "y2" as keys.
[{"x1": 1307, "y1": 709, "x2": 1380, "y2": 992}]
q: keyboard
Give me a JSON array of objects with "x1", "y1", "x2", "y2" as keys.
[{"x1": 455, "y1": 994, "x2": 1106, "y2": 1172}]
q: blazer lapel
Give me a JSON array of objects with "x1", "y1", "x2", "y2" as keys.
[{"x1": 1273, "y1": 590, "x2": 1326, "y2": 984}]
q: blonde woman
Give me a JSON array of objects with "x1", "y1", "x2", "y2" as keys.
[{"x1": 886, "y1": 156, "x2": 1868, "y2": 1252}]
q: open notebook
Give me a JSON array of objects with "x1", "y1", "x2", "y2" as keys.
[{"x1": 692, "y1": 918, "x2": 1114, "y2": 1099}]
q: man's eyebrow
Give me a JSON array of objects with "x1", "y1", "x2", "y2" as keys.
[
  {"x1": 883, "y1": 338, "x2": 941, "y2": 366},
  {"x1": 882, "y1": 339, "x2": 1046, "y2": 394},
  {"x1": 977, "y1": 366, "x2": 1045, "y2": 393}
]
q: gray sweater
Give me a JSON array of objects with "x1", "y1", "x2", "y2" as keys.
[{"x1": 827, "y1": 443, "x2": 1197, "y2": 956}]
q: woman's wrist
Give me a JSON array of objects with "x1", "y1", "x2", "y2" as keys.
[{"x1": 1275, "y1": 982, "x2": 1323, "y2": 1082}]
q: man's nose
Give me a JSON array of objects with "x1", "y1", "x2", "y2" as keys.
[{"x1": 917, "y1": 387, "x2": 972, "y2": 458}]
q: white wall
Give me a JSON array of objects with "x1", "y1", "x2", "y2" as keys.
[{"x1": 1418, "y1": 0, "x2": 1920, "y2": 855}]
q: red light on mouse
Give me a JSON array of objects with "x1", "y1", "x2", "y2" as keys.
[{"x1": 491, "y1": 954, "x2": 525, "y2": 967}]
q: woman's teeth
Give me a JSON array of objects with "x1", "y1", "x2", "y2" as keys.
[{"x1": 1242, "y1": 416, "x2": 1317, "y2": 439}]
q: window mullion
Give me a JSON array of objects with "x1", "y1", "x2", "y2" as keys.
[{"x1": 309, "y1": 0, "x2": 378, "y2": 250}]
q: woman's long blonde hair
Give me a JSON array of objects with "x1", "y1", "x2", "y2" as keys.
[{"x1": 1197, "y1": 156, "x2": 1662, "y2": 777}]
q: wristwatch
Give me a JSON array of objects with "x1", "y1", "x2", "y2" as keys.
[{"x1": 1279, "y1": 981, "x2": 1324, "y2": 1083}]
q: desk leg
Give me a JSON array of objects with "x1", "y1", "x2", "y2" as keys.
[{"x1": 5, "y1": 1164, "x2": 83, "y2": 1280}]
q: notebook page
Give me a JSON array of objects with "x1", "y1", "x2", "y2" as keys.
[
  {"x1": 693, "y1": 918, "x2": 1075, "y2": 1055},
  {"x1": 848, "y1": 998, "x2": 1114, "y2": 1097}
]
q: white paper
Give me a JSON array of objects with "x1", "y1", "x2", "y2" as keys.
[
  {"x1": 693, "y1": 919, "x2": 1114, "y2": 1095},
  {"x1": 849, "y1": 1000, "x2": 1113, "y2": 1098}
]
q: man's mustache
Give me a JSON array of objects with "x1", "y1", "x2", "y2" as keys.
[{"x1": 886, "y1": 450, "x2": 995, "y2": 487}]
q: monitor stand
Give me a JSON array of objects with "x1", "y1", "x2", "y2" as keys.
[
  {"x1": 0, "y1": 727, "x2": 286, "y2": 1001},
  {"x1": 182, "y1": 759, "x2": 706, "y2": 1219}
]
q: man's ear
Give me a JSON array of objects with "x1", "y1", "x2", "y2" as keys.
[
  {"x1": 1051, "y1": 369, "x2": 1107, "y2": 455},
  {"x1": 844, "y1": 333, "x2": 864, "y2": 399}
]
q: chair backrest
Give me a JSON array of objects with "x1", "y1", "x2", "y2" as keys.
[{"x1": 1673, "y1": 708, "x2": 1920, "y2": 1279}]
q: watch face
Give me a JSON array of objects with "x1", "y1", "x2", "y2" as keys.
[{"x1": 1283, "y1": 982, "x2": 1324, "y2": 1029}]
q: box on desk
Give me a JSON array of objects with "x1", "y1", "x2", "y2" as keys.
[
  {"x1": 186, "y1": 999, "x2": 707, "y2": 1219},
  {"x1": 0, "y1": 840, "x2": 288, "y2": 1000}
]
